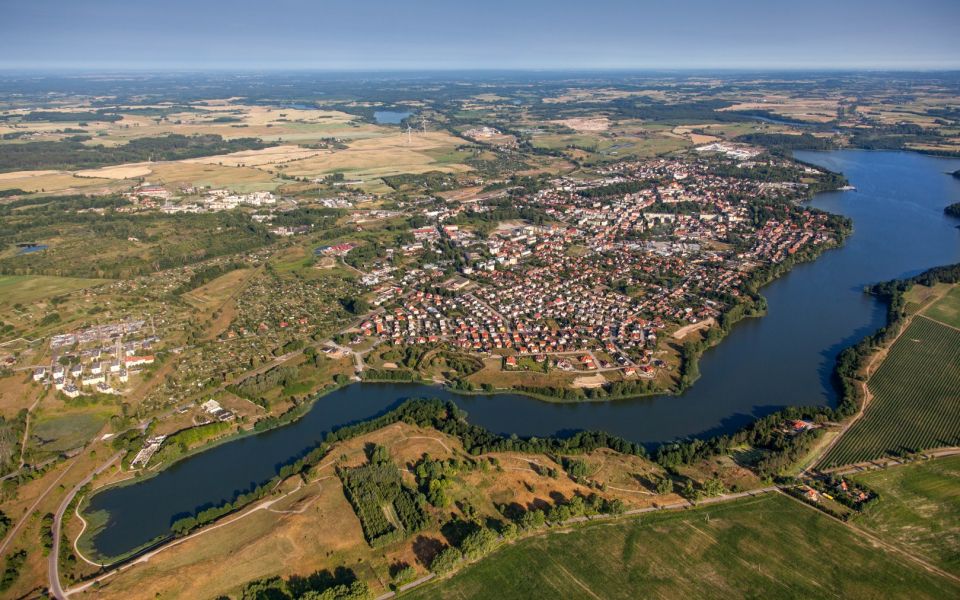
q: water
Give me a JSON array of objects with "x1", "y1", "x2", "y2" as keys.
[
  {"x1": 373, "y1": 110, "x2": 411, "y2": 124},
  {"x1": 17, "y1": 244, "x2": 48, "y2": 255},
  {"x1": 85, "y1": 150, "x2": 960, "y2": 558}
]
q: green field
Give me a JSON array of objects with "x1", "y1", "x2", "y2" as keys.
[
  {"x1": 27, "y1": 409, "x2": 112, "y2": 462},
  {"x1": 0, "y1": 274, "x2": 107, "y2": 306},
  {"x1": 924, "y1": 285, "x2": 960, "y2": 329},
  {"x1": 404, "y1": 493, "x2": 959, "y2": 600},
  {"x1": 820, "y1": 317, "x2": 960, "y2": 469},
  {"x1": 851, "y1": 456, "x2": 960, "y2": 575}
]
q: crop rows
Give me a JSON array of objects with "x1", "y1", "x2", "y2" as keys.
[{"x1": 821, "y1": 317, "x2": 960, "y2": 469}]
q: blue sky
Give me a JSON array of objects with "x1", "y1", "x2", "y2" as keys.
[{"x1": 1, "y1": 0, "x2": 958, "y2": 70}]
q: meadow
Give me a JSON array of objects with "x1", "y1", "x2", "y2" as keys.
[
  {"x1": 923, "y1": 284, "x2": 960, "y2": 329},
  {"x1": 404, "y1": 493, "x2": 959, "y2": 600},
  {"x1": 0, "y1": 275, "x2": 107, "y2": 307},
  {"x1": 820, "y1": 316, "x2": 960, "y2": 469},
  {"x1": 851, "y1": 456, "x2": 960, "y2": 575}
]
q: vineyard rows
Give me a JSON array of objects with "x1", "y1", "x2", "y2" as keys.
[{"x1": 820, "y1": 316, "x2": 960, "y2": 469}]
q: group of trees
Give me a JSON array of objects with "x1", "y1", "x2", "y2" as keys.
[
  {"x1": 337, "y1": 445, "x2": 428, "y2": 548},
  {"x1": 1, "y1": 205, "x2": 273, "y2": 279},
  {"x1": 411, "y1": 454, "x2": 470, "y2": 508},
  {"x1": 0, "y1": 133, "x2": 266, "y2": 173},
  {"x1": 171, "y1": 261, "x2": 246, "y2": 296},
  {"x1": 241, "y1": 567, "x2": 369, "y2": 600},
  {"x1": 324, "y1": 398, "x2": 648, "y2": 460},
  {"x1": 228, "y1": 365, "x2": 300, "y2": 407},
  {"x1": 0, "y1": 549, "x2": 27, "y2": 592},
  {"x1": 0, "y1": 410, "x2": 28, "y2": 477},
  {"x1": 431, "y1": 492, "x2": 626, "y2": 576}
]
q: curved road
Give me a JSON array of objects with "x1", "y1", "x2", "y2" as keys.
[{"x1": 49, "y1": 452, "x2": 121, "y2": 600}]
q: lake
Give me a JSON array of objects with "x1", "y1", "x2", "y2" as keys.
[
  {"x1": 84, "y1": 150, "x2": 960, "y2": 559},
  {"x1": 373, "y1": 110, "x2": 411, "y2": 124}
]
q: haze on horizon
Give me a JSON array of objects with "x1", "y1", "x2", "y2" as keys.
[{"x1": 1, "y1": 0, "x2": 958, "y2": 72}]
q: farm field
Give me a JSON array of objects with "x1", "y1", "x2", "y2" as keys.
[
  {"x1": 923, "y1": 284, "x2": 960, "y2": 329},
  {"x1": 850, "y1": 456, "x2": 960, "y2": 575},
  {"x1": 281, "y1": 131, "x2": 471, "y2": 192},
  {"x1": 403, "y1": 493, "x2": 960, "y2": 600},
  {"x1": 820, "y1": 317, "x2": 960, "y2": 469}
]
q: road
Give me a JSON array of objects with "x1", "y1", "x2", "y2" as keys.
[{"x1": 48, "y1": 452, "x2": 122, "y2": 600}]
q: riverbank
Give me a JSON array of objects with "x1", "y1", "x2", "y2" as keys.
[{"x1": 75, "y1": 150, "x2": 960, "y2": 563}]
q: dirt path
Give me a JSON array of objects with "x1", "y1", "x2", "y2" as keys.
[
  {"x1": 672, "y1": 317, "x2": 715, "y2": 340},
  {"x1": 71, "y1": 499, "x2": 100, "y2": 567},
  {"x1": 0, "y1": 459, "x2": 77, "y2": 557},
  {"x1": 17, "y1": 390, "x2": 45, "y2": 469}
]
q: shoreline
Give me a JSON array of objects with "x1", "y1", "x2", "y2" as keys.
[{"x1": 76, "y1": 173, "x2": 857, "y2": 561}]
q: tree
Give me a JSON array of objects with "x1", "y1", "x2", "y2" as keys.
[
  {"x1": 430, "y1": 547, "x2": 462, "y2": 574},
  {"x1": 656, "y1": 476, "x2": 673, "y2": 495},
  {"x1": 459, "y1": 527, "x2": 499, "y2": 560}
]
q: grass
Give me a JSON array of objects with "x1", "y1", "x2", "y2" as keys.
[
  {"x1": 820, "y1": 317, "x2": 960, "y2": 469},
  {"x1": 850, "y1": 456, "x2": 960, "y2": 575},
  {"x1": 923, "y1": 284, "x2": 960, "y2": 329},
  {"x1": 26, "y1": 408, "x2": 113, "y2": 462},
  {"x1": 404, "y1": 493, "x2": 959, "y2": 600},
  {"x1": 0, "y1": 275, "x2": 107, "y2": 307}
]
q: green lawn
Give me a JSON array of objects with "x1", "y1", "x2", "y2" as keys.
[
  {"x1": 403, "y1": 493, "x2": 959, "y2": 600},
  {"x1": 851, "y1": 456, "x2": 960, "y2": 575},
  {"x1": 924, "y1": 284, "x2": 960, "y2": 329}
]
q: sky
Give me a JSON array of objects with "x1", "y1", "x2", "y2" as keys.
[{"x1": 1, "y1": 0, "x2": 958, "y2": 71}]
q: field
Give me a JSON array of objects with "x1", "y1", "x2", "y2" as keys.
[
  {"x1": 69, "y1": 418, "x2": 754, "y2": 599},
  {"x1": 0, "y1": 275, "x2": 107, "y2": 307},
  {"x1": 923, "y1": 284, "x2": 960, "y2": 329},
  {"x1": 26, "y1": 408, "x2": 113, "y2": 463},
  {"x1": 404, "y1": 493, "x2": 959, "y2": 600},
  {"x1": 281, "y1": 131, "x2": 471, "y2": 192},
  {"x1": 820, "y1": 317, "x2": 960, "y2": 469},
  {"x1": 850, "y1": 456, "x2": 960, "y2": 575}
]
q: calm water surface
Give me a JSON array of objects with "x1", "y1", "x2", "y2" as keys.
[
  {"x1": 86, "y1": 150, "x2": 960, "y2": 557},
  {"x1": 373, "y1": 110, "x2": 411, "y2": 124}
]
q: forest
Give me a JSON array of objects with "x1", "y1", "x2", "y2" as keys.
[{"x1": 0, "y1": 134, "x2": 266, "y2": 172}]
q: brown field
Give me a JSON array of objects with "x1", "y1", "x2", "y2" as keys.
[
  {"x1": 69, "y1": 417, "x2": 742, "y2": 600},
  {"x1": 719, "y1": 96, "x2": 840, "y2": 123},
  {"x1": 182, "y1": 144, "x2": 327, "y2": 168},
  {"x1": 553, "y1": 117, "x2": 610, "y2": 132},
  {"x1": 0, "y1": 170, "x2": 116, "y2": 193},
  {"x1": 147, "y1": 161, "x2": 279, "y2": 193},
  {"x1": 75, "y1": 164, "x2": 153, "y2": 180},
  {"x1": 282, "y1": 131, "x2": 471, "y2": 185}
]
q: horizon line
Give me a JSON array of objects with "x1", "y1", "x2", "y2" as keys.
[{"x1": 2, "y1": 66, "x2": 960, "y2": 75}]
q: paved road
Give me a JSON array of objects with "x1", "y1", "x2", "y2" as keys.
[{"x1": 49, "y1": 452, "x2": 122, "y2": 600}]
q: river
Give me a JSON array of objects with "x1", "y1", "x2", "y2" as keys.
[{"x1": 84, "y1": 150, "x2": 960, "y2": 559}]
